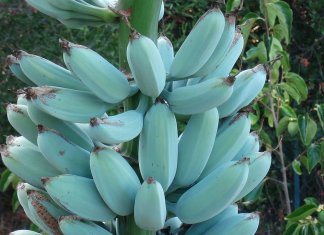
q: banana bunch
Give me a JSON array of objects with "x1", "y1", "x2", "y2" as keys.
[{"x1": 5, "y1": 4, "x2": 271, "y2": 235}]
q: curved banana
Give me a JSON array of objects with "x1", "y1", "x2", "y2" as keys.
[
  {"x1": 162, "y1": 76, "x2": 234, "y2": 115},
  {"x1": 10, "y1": 230, "x2": 41, "y2": 235},
  {"x1": 17, "y1": 183, "x2": 45, "y2": 230},
  {"x1": 233, "y1": 132, "x2": 260, "y2": 161},
  {"x1": 194, "y1": 15, "x2": 236, "y2": 77},
  {"x1": 157, "y1": 35, "x2": 174, "y2": 74},
  {"x1": 86, "y1": 110, "x2": 144, "y2": 145},
  {"x1": 199, "y1": 112, "x2": 251, "y2": 179},
  {"x1": 6, "y1": 135, "x2": 38, "y2": 151},
  {"x1": 27, "y1": 101, "x2": 94, "y2": 151},
  {"x1": 62, "y1": 40, "x2": 130, "y2": 103},
  {"x1": 127, "y1": 32, "x2": 166, "y2": 98},
  {"x1": 37, "y1": 125, "x2": 91, "y2": 177},
  {"x1": 218, "y1": 64, "x2": 267, "y2": 118},
  {"x1": 159, "y1": 1, "x2": 164, "y2": 21},
  {"x1": 234, "y1": 151, "x2": 271, "y2": 201},
  {"x1": 17, "y1": 50, "x2": 88, "y2": 91},
  {"x1": 205, "y1": 213, "x2": 259, "y2": 235},
  {"x1": 168, "y1": 8, "x2": 225, "y2": 80},
  {"x1": 0, "y1": 143, "x2": 61, "y2": 188},
  {"x1": 17, "y1": 94, "x2": 28, "y2": 105},
  {"x1": 186, "y1": 204, "x2": 238, "y2": 235},
  {"x1": 172, "y1": 108, "x2": 219, "y2": 189},
  {"x1": 6, "y1": 55, "x2": 35, "y2": 86},
  {"x1": 90, "y1": 147, "x2": 141, "y2": 216},
  {"x1": 202, "y1": 28, "x2": 244, "y2": 81},
  {"x1": 138, "y1": 100, "x2": 178, "y2": 191},
  {"x1": 134, "y1": 177, "x2": 167, "y2": 231},
  {"x1": 7, "y1": 104, "x2": 38, "y2": 145},
  {"x1": 163, "y1": 217, "x2": 182, "y2": 234},
  {"x1": 27, "y1": 190, "x2": 66, "y2": 235},
  {"x1": 58, "y1": 216, "x2": 112, "y2": 235},
  {"x1": 43, "y1": 174, "x2": 116, "y2": 222},
  {"x1": 24, "y1": 86, "x2": 110, "y2": 123},
  {"x1": 175, "y1": 160, "x2": 249, "y2": 224}
]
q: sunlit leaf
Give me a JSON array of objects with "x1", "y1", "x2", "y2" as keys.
[
  {"x1": 286, "y1": 204, "x2": 317, "y2": 222},
  {"x1": 298, "y1": 115, "x2": 317, "y2": 146},
  {"x1": 292, "y1": 160, "x2": 302, "y2": 175}
]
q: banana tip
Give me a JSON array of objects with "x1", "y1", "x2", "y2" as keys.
[
  {"x1": 147, "y1": 176, "x2": 156, "y2": 184},
  {"x1": 41, "y1": 177, "x2": 51, "y2": 185},
  {"x1": 5, "y1": 55, "x2": 18, "y2": 66}
]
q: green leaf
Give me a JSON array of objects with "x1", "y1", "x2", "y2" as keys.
[
  {"x1": 240, "y1": 13, "x2": 262, "y2": 48},
  {"x1": 245, "y1": 41, "x2": 268, "y2": 62},
  {"x1": 249, "y1": 103, "x2": 261, "y2": 125},
  {"x1": 280, "y1": 104, "x2": 297, "y2": 118},
  {"x1": 0, "y1": 169, "x2": 15, "y2": 192},
  {"x1": 286, "y1": 204, "x2": 317, "y2": 222},
  {"x1": 300, "y1": 155, "x2": 309, "y2": 170},
  {"x1": 298, "y1": 115, "x2": 317, "y2": 146},
  {"x1": 260, "y1": 129, "x2": 273, "y2": 149},
  {"x1": 285, "y1": 72, "x2": 308, "y2": 103},
  {"x1": 284, "y1": 223, "x2": 299, "y2": 235},
  {"x1": 307, "y1": 144, "x2": 322, "y2": 173},
  {"x1": 266, "y1": 1, "x2": 293, "y2": 43},
  {"x1": 304, "y1": 197, "x2": 319, "y2": 207},
  {"x1": 280, "y1": 83, "x2": 301, "y2": 104},
  {"x1": 315, "y1": 104, "x2": 324, "y2": 130},
  {"x1": 277, "y1": 116, "x2": 290, "y2": 136},
  {"x1": 278, "y1": 50, "x2": 291, "y2": 72},
  {"x1": 226, "y1": 0, "x2": 241, "y2": 12},
  {"x1": 292, "y1": 160, "x2": 302, "y2": 175}
]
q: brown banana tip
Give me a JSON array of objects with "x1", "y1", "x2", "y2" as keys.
[
  {"x1": 147, "y1": 176, "x2": 156, "y2": 184},
  {"x1": 59, "y1": 38, "x2": 71, "y2": 52},
  {"x1": 41, "y1": 177, "x2": 50, "y2": 185}
]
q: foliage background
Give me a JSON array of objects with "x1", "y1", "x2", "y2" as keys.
[{"x1": 0, "y1": 0, "x2": 323, "y2": 234}]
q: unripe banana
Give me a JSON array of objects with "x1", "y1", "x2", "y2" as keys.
[
  {"x1": 23, "y1": 86, "x2": 110, "y2": 123},
  {"x1": 90, "y1": 147, "x2": 141, "y2": 216},
  {"x1": 168, "y1": 8, "x2": 225, "y2": 80},
  {"x1": 86, "y1": 110, "x2": 144, "y2": 145},
  {"x1": 218, "y1": 64, "x2": 267, "y2": 118},
  {"x1": 139, "y1": 100, "x2": 178, "y2": 191},
  {"x1": 58, "y1": 215, "x2": 112, "y2": 235},
  {"x1": 233, "y1": 132, "x2": 260, "y2": 160},
  {"x1": 175, "y1": 160, "x2": 249, "y2": 224},
  {"x1": 6, "y1": 55, "x2": 35, "y2": 86},
  {"x1": 61, "y1": 40, "x2": 130, "y2": 103},
  {"x1": 25, "y1": 0, "x2": 104, "y2": 21},
  {"x1": 1, "y1": 143, "x2": 61, "y2": 188},
  {"x1": 202, "y1": 28, "x2": 244, "y2": 81},
  {"x1": 157, "y1": 35, "x2": 174, "y2": 74},
  {"x1": 7, "y1": 104, "x2": 38, "y2": 145},
  {"x1": 10, "y1": 230, "x2": 41, "y2": 235},
  {"x1": 172, "y1": 108, "x2": 219, "y2": 189},
  {"x1": 17, "y1": 94, "x2": 28, "y2": 105},
  {"x1": 159, "y1": 1, "x2": 164, "y2": 21},
  {"x1": 134, "y1": 177, "x2": 167, "y2": 231},
  {"x1": 234, "y1": 151, "x2": 272, "y2": 201},
  {"x1": 185, "y1": 204, "x2": 238, "y2": 235},
  {"x1": 37, "y1": 125, "x2": 91, "y2": 178},
  {"x1": 127, "y1": 32, "x2": 166, "y2": 98},
  {"x1": 162, "y1": 76, "x2": 234, "y2": 115},
  {"x1": 27, "y1": 190, "x2": 65, "y2": 235},
  {"x1": 194, "y1": 15, "x2": 236, "y2": 77},
  {"x1": 205, "y1": 213, "x2": 260, "y2": 235},
  {"x1": 6, "y1": 135, "x2": 38, "y2": 151},
  {"x1": 17, "y1": 183, "x2": 45, "y2": 230},
  {"x1": 17, "y1": 50, "x2": 88, "y2": 91},
  {"x1": 27, "y1": 101, "x2": 94, "y2": 151},
  {"x1": 163, "y1": 217, "x2": 182, "y2": 234},
  {"x1": 199, "y1": 112, "x2": 251, "y2": 179},
  {"x1": 42, "y1": 174, "x2": 116, "y2": 222}
]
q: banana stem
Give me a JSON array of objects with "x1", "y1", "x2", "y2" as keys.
[{"x1": 117, "y1": 1, "x2": 162, "y2": 234}]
